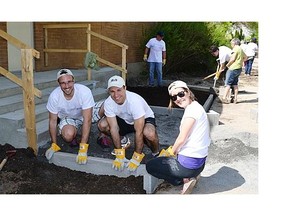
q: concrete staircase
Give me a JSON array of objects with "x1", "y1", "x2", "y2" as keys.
[{"x1": 0, "y1": 67, "x2": 120, "y2": 149}]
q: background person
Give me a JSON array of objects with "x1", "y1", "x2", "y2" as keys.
[
  {"x1": 146, "y1": 80, "x2": 211, "y2": 194},
  {"x1": 209, "y1": 45, "x2": 232, "y2": 81},
  {"x1": 244, "y1": 37, "x2": 258, "y2": 76},
  {"x1": 45, "y1": 69, "x2": 95, "y2": 165},
  {"x1": 143, "y1": 31, "x2": 166, "y2": 87},
  {"x1": 221, "y1": 38, "x2": 247, "y2": 104},
  {"x1": 98, "y1": 75, "x2": 159, "y2": 172}
]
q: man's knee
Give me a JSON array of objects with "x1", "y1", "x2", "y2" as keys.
[
  {"x1": 61, "y1": 125, "x2": 76, "y2": 142},
  {"x1": 97, "y1": 118, "x2": 109, "y2": 132}
]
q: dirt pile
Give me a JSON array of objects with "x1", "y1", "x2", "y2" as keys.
[{"x1": 0, "y1": 143, "x2": 145, "y2": 194}]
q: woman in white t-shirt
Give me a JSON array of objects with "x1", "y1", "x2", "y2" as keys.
[{"x1": 146, "y1": 80, "x2": 211, "y2": 194}]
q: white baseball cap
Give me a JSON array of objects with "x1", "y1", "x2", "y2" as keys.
[
  {"x1": 168, "y1": 80, "x2": 188, "y2": 95},
  {"x1": 107, "y1": 75, "x2": 125, "y2": 89},
  {"x1": 57, "y1": 69, "x2": 74, "y2": 80}
]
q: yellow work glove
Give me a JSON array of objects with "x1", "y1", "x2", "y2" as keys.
[
  {"x1": 214, "y1": 71, "x2": 221, "y2": 80},
  {"x1": 158, "y1": 146, "x2": 175, "y2": 157},
  {"x1": 127, "y1": 151, "x2": 145, "y2": 172},
  {"x1": 162, "y1": 59, "x2": 166, "y2": 66},
  {"x1": 45, "y1": 142, "x2": 61, "y2": 160},
  {"x1": 112, "y1": 148, "x2": 126, "y2": 171},
  {"x1": 143, "y1": 54, "x2": 148, "y2": 61},
  {"x1": 76, "y1": 143, "x2": 89, "y2": 165}
]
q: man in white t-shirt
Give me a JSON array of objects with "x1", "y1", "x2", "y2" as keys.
[
  {"x1": 45, "y1": 69, "x2": 95, "y2": 165},
  {"x1": 244, "y1": 38, "x2": 258, "y2": 76},
  {"x1": 143, "y1": 31, "x2": 166, "y2": 87},
  {"x1": 210, "y1": 45, "x2": 232, "y2": 81},
  {"x1": 98, "y1": 75, "x2": 160, "y2": 172}
]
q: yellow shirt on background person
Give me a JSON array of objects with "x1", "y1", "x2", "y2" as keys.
[{"x1": 229, "y1": 45, "x2": 246, "y2": 70}]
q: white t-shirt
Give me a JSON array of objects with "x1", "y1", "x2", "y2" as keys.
[
  {"x1": 218, "y1": 46, "x2": 232, "y2": 64},
  {"x1": 46, "y1": 83, "x2": 95, "y2": 120},
  {"x1": 104, "y1": 91, "x2": 154, "y2": 125},
  {"x1": 146, "y1": 38, "x2": 166, "y2": 63},
  {"x1": 246, "y1": 42, "x2": 258, "y2": 57},
  {"x1": 178, "y1": 101, "x2": 211, "y2": 158},
  {"x1": 240, "y1": 43, "x2": 248, "y2": 55}
]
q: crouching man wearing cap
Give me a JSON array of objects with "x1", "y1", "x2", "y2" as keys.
[
  {"x1": 98, "y1": 75, "x2": 160, "y2": 172},
  {"x1": 45, "y1": 69, "x2": 95, "y2": 165}
]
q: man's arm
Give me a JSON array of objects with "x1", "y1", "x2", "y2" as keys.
[
  {"x1": 133, "y1": 116, "x2": 145, "y2": 153},
  {"x1": 143, "y1": 47, "x2": 149, "y2": 61},
  {"x1": 48, "y1": 112, "x2": 58, "y2": 144},
  {"x1": 80, "y1": 107, "x2": 92, "y2": 143},
  {"x1": 226, "y1": 52, "x2": 236, "y2": 68},
  {"x1": 144, "y1": 47, "x2": 149, "y2": 55},
  {"x1": 162, "y1": 51, "x2": 166, "y2": 60}
]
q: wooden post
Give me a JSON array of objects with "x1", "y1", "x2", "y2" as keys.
[
  {"x1": 87, "y1": 24, "x2": 91, "y2": 80},
  {"x1": 122, "y1": 47, "x2": 127, "y2": 82},
  {"x1": 21, "y1": 49, "x2": 38, "y2": 154},
  {"x1": 44, "y1": 28, "x2": 48, "y2": 66}
]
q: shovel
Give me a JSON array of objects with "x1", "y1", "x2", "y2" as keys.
[
  {"x1": 214, "y1": 63, "x2": 221, "y2": 87},
  {"x1": 203, "y1": 63, "x2": 220, "y2": 88},
  {"x1": 0, "y1": 150, "x2": 16, "y2": 171}
]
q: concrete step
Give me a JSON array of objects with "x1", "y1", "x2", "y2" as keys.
[
  {"x1": 0, "y1": 80, "x2": 100, "y2": 115},
  {"x1": 0, "y1": 103, "x2": 48, "y2": 128},
  {"x1": 0, "y1": 67, "x2": 119, "y2": 149},
  {"x1": 17, "y1": 118, "x2": 51, "y2": 148},
  {"x1": 0, "y1": 69, "x2": 89, "y2": 99}
]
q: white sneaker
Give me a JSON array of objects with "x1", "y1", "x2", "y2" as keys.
[
  {"x1": 111, "y1": 136, "x2": 131, "y2": 155},
  {"x1": 121, "y1": 136, "x2": 131, "y2": 149}
]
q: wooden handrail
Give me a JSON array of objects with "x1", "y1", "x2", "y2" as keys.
[
  {"x1": 0, "y1": 28, "x2": 42, "y2": 154},
  {"x1": 96, "y1": 56, "x2": 126, "y2": 73},
  {"x1": 0, "y1": 66, "x2": 42, "y2": 98},
  {"x1": 43, "y1": 23, "x2": 128, "y2": 81},
  {"x1": 43, "y1": 24, "x2": 89, "y2": 29},
  {"x1": 86, "y1": 30, "x2": 128, "y2": 49},
  {"x1": 0, "y1": 29, "x2": 40, "y2": 59},
  {"x1": 43, "y1": 48, "x2": 88, "y2": 53}
]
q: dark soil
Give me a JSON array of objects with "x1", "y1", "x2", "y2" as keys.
[{"x1": 0, "y1": 143, "x2": 145, "y2": 194}]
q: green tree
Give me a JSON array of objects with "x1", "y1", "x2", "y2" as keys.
[{"x1": 141, "y1": 22, "x2": 258, "y2": 78}]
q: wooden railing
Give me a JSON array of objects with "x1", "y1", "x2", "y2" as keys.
[
  {"x1": 43, "y1": 23, "x2": 128, "y2": 81},
  {"x1": 0, "y1": 29, "x2": 41, "y2": 154}
]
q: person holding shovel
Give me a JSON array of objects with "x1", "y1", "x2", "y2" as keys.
[{"x1": 209, "y1": 45, "x2": 232, "y2": 82}]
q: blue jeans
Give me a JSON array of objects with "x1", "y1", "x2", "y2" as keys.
[
  {"x1": 226, "y1": 68, "x2": 242, "y2": 86},
  {"x1": 148, "y1": 62, "x2": 162, "y2": 86},
  {"x1": 245, "y1": 57, "x2": 255, "y2": 75},
  {"x1": 146, "y1": 156, "x2": 205, "y2": 186}
]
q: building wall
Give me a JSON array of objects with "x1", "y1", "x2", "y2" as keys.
[
  {"x1": 7, "y1": 22, "x2": 34, "y2": 71},
  {"x1": 0, "y1": 22, "x2": 8, "y2": 70},
  {"x1": 34, "y1": 22, "x2": 155, "y2": 71}
]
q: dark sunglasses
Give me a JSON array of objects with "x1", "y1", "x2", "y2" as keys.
[{"x1": 170, "y1": 91, "x2": 185, "y2": 101}]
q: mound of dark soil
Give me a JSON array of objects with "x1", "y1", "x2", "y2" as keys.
[{"x1": 0, "y1": 143, "x2": 145, "y2": 194}]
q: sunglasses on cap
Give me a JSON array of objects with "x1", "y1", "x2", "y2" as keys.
[{"x1": 170, "y1": 91, "x2": 186, "y2": 101}]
